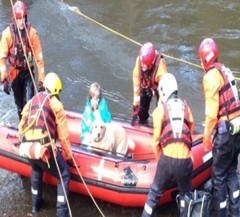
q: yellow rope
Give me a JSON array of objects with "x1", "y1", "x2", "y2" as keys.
[
  {"x1": 67, "y1": 6, "x2": 202, "y2": 69},
  {"x1": 67, "y1": 4, "x2": 240, "y2": 81}
]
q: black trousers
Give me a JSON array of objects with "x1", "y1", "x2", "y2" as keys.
[
  {"x1": 142, "y1": 154, "x2": 193, "y2": 217},
  {"x1": 11, "y1": 69, "x2": 34, "y2": 120},
  {"x1": 139, "y1": 88, "x2": 158, "y2": 123},
  {"x1": 29, "y1": 150, "x2": 71, "y2": 217},
  {"x1": 211, "y1": 132, "x2": 240, "y2": 217}
]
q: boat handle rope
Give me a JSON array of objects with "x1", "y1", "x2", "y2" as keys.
[{"x1": 63, "y1": 1, "x2": 240, "y2": 81}]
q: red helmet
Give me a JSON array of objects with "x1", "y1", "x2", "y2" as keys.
[
  {"x1": 12, "y1": 1, "x2": 27, "y2": 20},
  {"x1": 198, "y1": 38, "x2": 218, "y2": 71},
  {"x1": 139, "y1": 42, "x2": 156, "y2": 71}
]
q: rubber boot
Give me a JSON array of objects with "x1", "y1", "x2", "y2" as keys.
[
  {"x1": 56, "y1": 207, "x2": 69, "y2": 217},
  {"x1": 32, "y1": 195, "x2": 42, "y2": 214},
  {"x1": 177, "y1": 194, "x2": 191, "y2": 217},
  {"x1": 141, "y1": 202, "x2": 156, "y2": 217}
]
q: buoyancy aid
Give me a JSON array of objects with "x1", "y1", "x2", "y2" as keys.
[
  {"x1": 139, "y1": 53, "x2": 163, "y2": 93},
  {"x1": 22, "y1": 92, "x2": 56, "y2": 143},
  {"x1": 19, "y1": 141, "x2": 50, "y2": 163},
  {"x1": 8, "y1": 22, "x2": 33, "y2": 70},
  {"x1": 159, "y1": 98, "x2": 192, "y2": 149},
  {"x1": 211, "y1": 63, "x2": 240, "y2": 119}
]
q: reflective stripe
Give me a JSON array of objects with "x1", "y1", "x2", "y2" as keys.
[
  {"x1": 134, "y1": 96, "x2": 140, "y2": 103},
  {"x1": 0, "y1": 65, "x2": 7, "y2": 71},
  {"x1": 180, "y1": 199, "x2": 185, "y2": 208},
  {"x1": 38, "y1": 52, "x2": 43, "y2": 59},
  {"x1": 57, "y1": 195, "x2": 65, "y2": 203},
  {"x1": 133, "y1": 86, "x2": 140, "y2": 92},
  {"x1": 31, "y1": 187, "x2": 38, "y2": 195},
  {"x1": 233, "y1": 189, "x2": 240, "y2": 199},
  {"x1": 144, "y1": 203, "x2": 153, "y2": 215},
  {"x1": 203, "y1": 151, "x2": 212, "y2": 162},
  {"x1": 0, "y1": 53, "x2": 7, "y2": 59},
  {"x1": 220, "y1": 200, "x2": 227, "y2": 209}
]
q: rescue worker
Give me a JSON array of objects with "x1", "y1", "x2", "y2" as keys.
[
  {"x1": 142, "y1": 73, "x2": 194, "y2": 217},
  {"x1": 18, "y1": 72, "x2": 73, "y2": 217},
  {"x1": 198, "y1": 38, "x2": 240, "y2": 217},
  {"x1": 0, "y1": 0, "x2": 45, "y2": 120},
  {"x1": 131, "y1": 42, "x2": 168, "y2": 126}
]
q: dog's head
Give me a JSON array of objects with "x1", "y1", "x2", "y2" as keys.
[{"x1": 90, "y1": 120, "x2": 106, "y2": 143}]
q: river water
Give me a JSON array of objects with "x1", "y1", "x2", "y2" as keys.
[{"x1": 0, "y1": 0, "x2": 240, "y2": 216}]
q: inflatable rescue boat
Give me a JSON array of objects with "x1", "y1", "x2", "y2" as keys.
[{"x1": 0, "y1": 110, "x2": 212, "y2": 207}]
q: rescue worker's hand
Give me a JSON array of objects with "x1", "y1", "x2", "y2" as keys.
[
  {"x1": 66, "y1": 158, "x2": 74, "y2": 167},
  {"x1": 38, "y1": 81, "x2": 45, "y2": 92},
  {"x1": 2, "y1": 79, "x2": 11, "y2": 95},
  {"x1": 90, "y1": 96, "x2": 99, "y2": 111},
  {"x1": 131, "y1": 105, "x2": 139, "y2": 126},
  {"x1": 203, "y1": 137, "x2": 212, "y2": 152},
  {"x1": 131, "y1": 115, "x2": 139, "y2": 126}
]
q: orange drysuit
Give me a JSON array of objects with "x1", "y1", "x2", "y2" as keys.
[
  {"x1": 0, "y1": 24, "x2": 45, "y2": 83},
  {"x1": 202, "y1": 67, "x2": 240, "y2": 150},
  {"x1": 132, "y1": 54, "x2": 167, "y2": 107}
]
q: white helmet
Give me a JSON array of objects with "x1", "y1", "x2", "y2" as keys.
[{"x1": 158, "y1": 73, "x2": 178, "y2": 102}]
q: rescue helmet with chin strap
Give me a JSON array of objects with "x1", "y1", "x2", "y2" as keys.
[
  {"x1": 43, "y1": 72, "x2": 62, "y2": 95},
  {"x1": 158, "y1": 73, "x2": 178, "y2": 103},
  {"x1": 12, "y1": 1, "x2": 27, "y2": 20},
  {"x1": 139, "y1": 42, "x2": 156, "y2": 71},
  {"x1": 198, "y1": 38, "x2": 218, "y2": 71}
]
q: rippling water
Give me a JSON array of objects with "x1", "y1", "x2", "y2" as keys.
[{"x1": 0, "y1": 0, "x2": 240, "y2": 216}]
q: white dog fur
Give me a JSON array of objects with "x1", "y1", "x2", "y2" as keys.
[{"x1": 90, "y1": 120, "x2": 135, "y2": 156}]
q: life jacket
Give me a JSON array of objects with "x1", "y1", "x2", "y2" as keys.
[
  {"x1": 8, "y1": 22, "x2": 33, "y2": 70},
  {"x1": 19, "y1": 141, "x2": 50, "y2": 163},
  {"x1": 139, "y1": 53, "x2": 163, "y2": 92},
  {"x1": 211, "y1": 63, "x2": 240, "y2": 119},
  {"x1": 21, "y1": 92, "x2": 56, "y2": 144},
  {"x1": 159, "y1": 98, "x2": 192, "y2": 149}
]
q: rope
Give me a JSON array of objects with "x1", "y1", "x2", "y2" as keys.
[
  {"x1": 65, "y1": 3, "x2": 240, "y2": 81},
  {"x1": 8, "y1": 2, "x2": 239, "y2": 216},
  {"x1": 10, "y1": 1, "x2": 106, "y2": 216},
  {"x1": 10, "y1": 0, "x2": 74, "y2": 216},
  {"x1": 71, "y1": 157, "x2": 106, "y2": 217}
]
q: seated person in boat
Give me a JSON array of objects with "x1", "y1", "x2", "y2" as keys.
[
  {"x1": 142, "y1": 73, "x2": 194, "y2": 217},
  {"x1": 80, "y1": 82, "x2": 111, "y2": 145}
]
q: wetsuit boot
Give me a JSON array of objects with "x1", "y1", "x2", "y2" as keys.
[{"x1": 32, "y1": 194, "x2": 42, "y2": 214}]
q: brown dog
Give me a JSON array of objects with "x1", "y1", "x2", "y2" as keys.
[{"x1": 90, "y1": 120, "x2": 135, "y2": 156}]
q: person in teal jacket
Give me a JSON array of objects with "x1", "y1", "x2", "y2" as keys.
[{"x1": 80, "y1": 82, "x2": 111, "y2": 144}]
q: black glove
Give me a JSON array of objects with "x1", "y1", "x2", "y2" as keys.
[
  {"x1": 66, "y1": 158, "x2": 74, "y2": 167},
  {"x1": 131, "y1": 115, "x2": 139, "y2": 126},
  {"x1": 2, "y1": 79, "x2": 11, "y2": 95},
  {"x1": 38, "y1": 81, "x2": 45, "y2": 92},
  {"x1": 131, "y1": 105, "x2": 139, "y2": 126}
]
